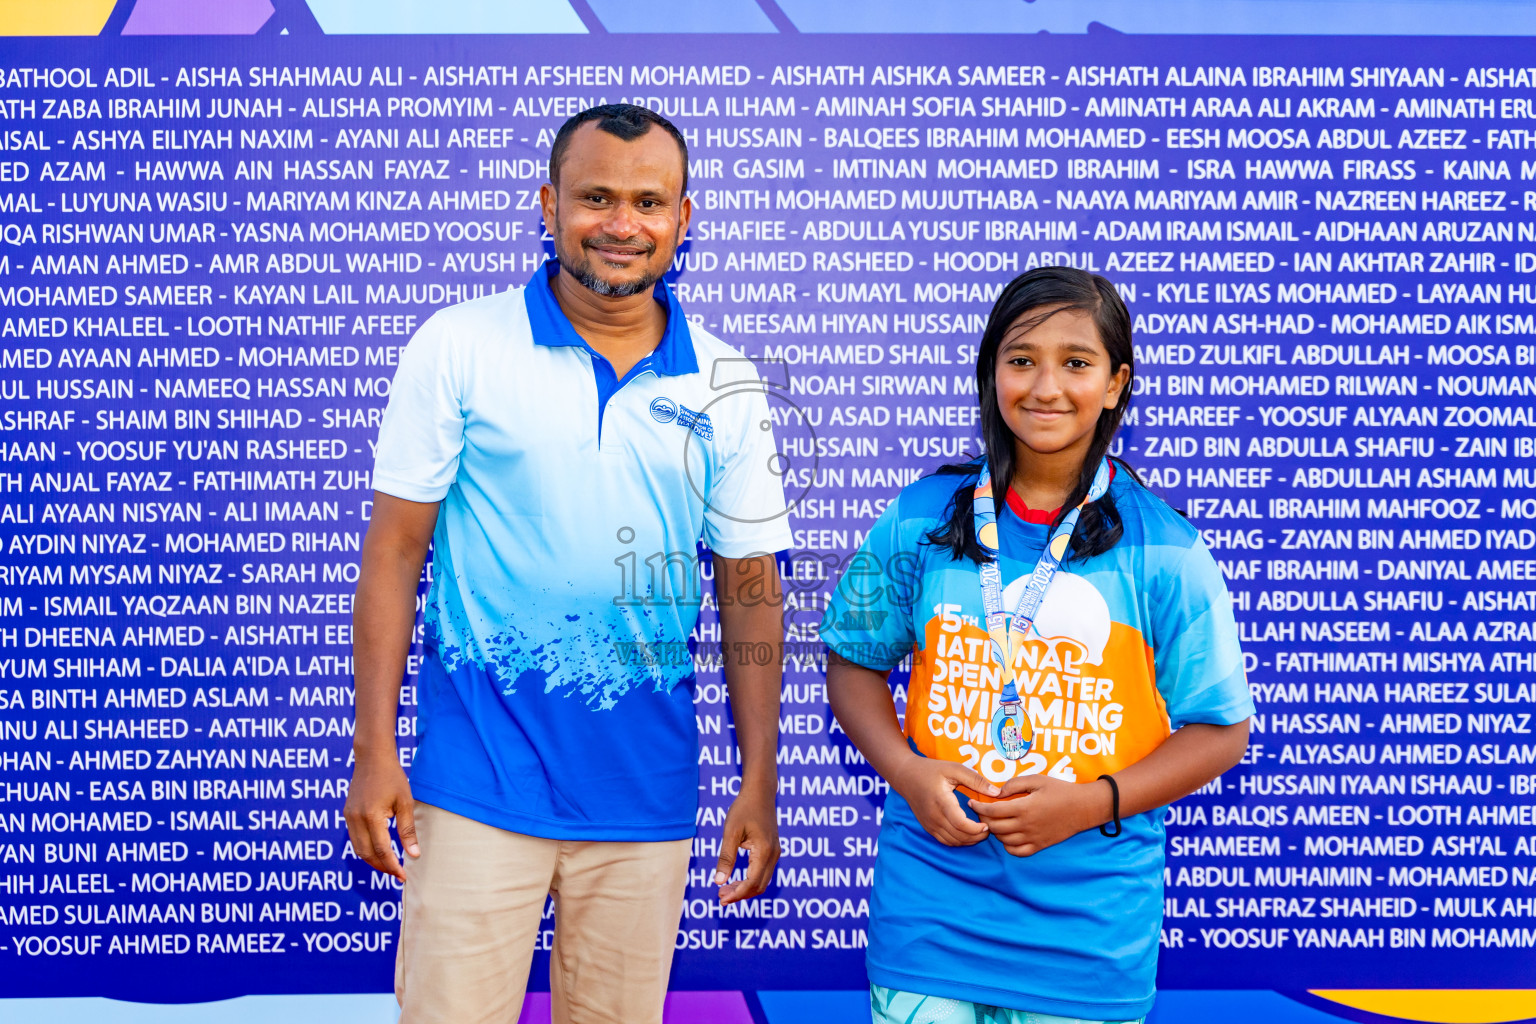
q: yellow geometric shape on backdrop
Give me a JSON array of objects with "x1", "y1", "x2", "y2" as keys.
[
  {"x1": 0, "y1": 0, "x2": 116, "y2": 35},
  {"x1": 1310, "y1": 991, "x2": 1536, "y2": 1024}
]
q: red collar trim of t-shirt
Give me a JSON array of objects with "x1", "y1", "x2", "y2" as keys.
[{"x1": 1003, "y1": 462, "x2": 1116, "y2": 525}]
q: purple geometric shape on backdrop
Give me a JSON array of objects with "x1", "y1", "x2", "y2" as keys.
[
  {"x1": 516, "y1": 991, "x2": 755, "y2": 1023},
  {"x1": 663, "y1": 991, "x2": 757, "y2": 1023},
  {"x1": 122, "y1": 0, "x2": 275, "y2": 34}
]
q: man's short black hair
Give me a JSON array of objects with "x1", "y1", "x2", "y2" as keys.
[{"x1": 549, "y1": 103, "x2": 690, "y2": 196}]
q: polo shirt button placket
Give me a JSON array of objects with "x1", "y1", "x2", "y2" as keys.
[{"x1": 600, "y1": 390, "x2": 625, "y2": 455}]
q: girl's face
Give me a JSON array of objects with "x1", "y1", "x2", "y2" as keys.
[{"x1": 994, "y1": 306, "x2": 1129, "y2": 463}]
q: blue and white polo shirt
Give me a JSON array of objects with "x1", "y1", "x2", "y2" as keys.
[{"x1": 372, "y1": 261, "x2": 792, "y2": 840}]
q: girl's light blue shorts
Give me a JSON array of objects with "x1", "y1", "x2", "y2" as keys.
[{"x1": 870, "y1": 984, "x2": 1145, "y2": 1024}]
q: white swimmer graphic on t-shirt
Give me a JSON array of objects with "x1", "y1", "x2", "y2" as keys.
[{"x1": 1000, "y1": 570, "x2": 1111, "y2": 670}]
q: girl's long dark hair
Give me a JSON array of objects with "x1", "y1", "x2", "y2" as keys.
[{"x1": 924, "y1": 266, "x2": 1138, "y2": 564}]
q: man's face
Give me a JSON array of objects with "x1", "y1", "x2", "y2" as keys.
[{"x1": 540, "y1": 123, "x2": 691, "y2": 298}]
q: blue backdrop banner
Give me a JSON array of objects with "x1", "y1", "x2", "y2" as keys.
[{"x1": 1, "y1": 5, "x2": 1535, "y2": 1023}]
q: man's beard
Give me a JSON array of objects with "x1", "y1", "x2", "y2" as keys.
[{"x1": 562, "y1": 235, "x2": 666, "y2": 298}]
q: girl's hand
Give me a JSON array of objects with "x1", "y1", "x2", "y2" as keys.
[
  {"x1": 890, "y1": 755, "x2": 1000, "y2": 847},
  {"x1": 968, "y1": 774, "x2": 1113, "y2": 857}
]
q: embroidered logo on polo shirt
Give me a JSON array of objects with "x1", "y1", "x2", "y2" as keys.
[
  {"x1": 651, "y1": 396, "x2": 711, "y2": 439},
  {"x1": 676, "y1": 405, "x2": 713, "y2": 441},
  {"x1": 649, "y1": 397, "x2": 678, "y2": 424}
]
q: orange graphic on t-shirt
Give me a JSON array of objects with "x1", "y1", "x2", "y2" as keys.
[{"x1": 908, "y1": 613, "x2": 1170, "y2": 802}]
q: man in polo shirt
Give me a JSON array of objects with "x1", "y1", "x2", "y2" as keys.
[{"x1": 344, "y1": 104, "x2": 791, "y2": 1024}]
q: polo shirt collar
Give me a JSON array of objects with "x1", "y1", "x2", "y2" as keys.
[{"x1": 525, "y1": 259, "x2": 699, "y2": 377}]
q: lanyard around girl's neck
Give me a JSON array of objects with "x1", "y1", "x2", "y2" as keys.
[{"x1": 972, "y1": 457, "x2": 1112, "y2": 697}]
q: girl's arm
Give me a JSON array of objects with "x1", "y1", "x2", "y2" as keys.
[
  {"x1": 970, "y1": 718, "x2": 1251, "y2": 857},
  {"x1": 827, "y1": 652, "x2": 1001, "y2": 847}
]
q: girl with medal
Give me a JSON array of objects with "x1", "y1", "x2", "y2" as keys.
[{"x1": 821, "y1": 267, "x2": 1254, "y2": 1024}]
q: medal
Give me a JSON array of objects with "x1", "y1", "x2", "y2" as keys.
[{"x1": 974, "y1": 458, "x2": 1112, "y2": 760}]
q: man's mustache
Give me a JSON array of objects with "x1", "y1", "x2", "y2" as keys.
[{"x1": 584, "y1": 235, "x2": 656, "y2": 256}]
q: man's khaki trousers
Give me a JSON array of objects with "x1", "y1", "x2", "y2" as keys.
[{"x1": 396, "y1": 803, "x2": 693, "y2": 1024}]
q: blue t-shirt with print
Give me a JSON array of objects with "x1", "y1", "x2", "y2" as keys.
[{"x1": 820, "y1": 468, "x2": 1252, "y2": 1021}]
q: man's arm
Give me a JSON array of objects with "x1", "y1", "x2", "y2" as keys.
[
  {"x1": 343, "y1": 492, "x2": 440, "y2": 880},
  {"x1": 711, "y1": 552, "x2": 783, "y2": 904}
]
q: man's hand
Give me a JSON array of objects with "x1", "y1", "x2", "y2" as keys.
[
  {"x1": 348, "y1": 492, "x2": 437, "y2": 881},
  {"x1": 969, "y1": 774, "x2": 1111, "y2": 858},
  {"x1": 344, "y1": 755, "x2": 419, "y2": 881},
  {"x1": 712, "y1": 553, "x2": 785, "y2": 904},
  {"x1": 890, "y1": 754, "x2": 1000, "y2": 847},
  {"x1": 715, "y1": 782, "x2": 778, "y2": 904}
]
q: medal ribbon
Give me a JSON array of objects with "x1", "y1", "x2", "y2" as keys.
[{"x1": 972, "y1": 457, "x2": 1112, "y2": 688}]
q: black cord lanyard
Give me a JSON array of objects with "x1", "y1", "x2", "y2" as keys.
[{"x1": 1098, "y1": 774, "x2": 1123, "y2": 838}]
